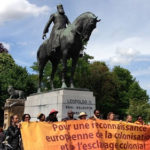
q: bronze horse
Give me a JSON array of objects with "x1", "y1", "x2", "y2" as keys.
[{"x1": 37, "y1": 12, "x2": 100, "y2": 92}]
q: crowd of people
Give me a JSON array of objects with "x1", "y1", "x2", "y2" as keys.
[{"x1": 0, "y1": 109, "x2": 146, "y2": 150}]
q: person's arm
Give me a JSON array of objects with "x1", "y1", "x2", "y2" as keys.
[
  {"x1": 66, "y1": 16, "x2": 71, "y2": 25},
  {"x1": 42, "y1": 14, "x2": 54, "y2": 39}
]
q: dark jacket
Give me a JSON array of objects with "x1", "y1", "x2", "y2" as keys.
[
  {"x1": 46, "y1": 115, "x2": 58, "y2": 122},
  {"x1": 7, "y1": 125, "x2": 21, "y2": 150}
]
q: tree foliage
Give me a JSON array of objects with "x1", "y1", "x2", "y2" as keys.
[
  {"x1": 112, "y1": 66, "x2": 134, "y2": 118},
  {"x1": 0, "y1": 53, "x2": 15, "y2": 71},
  {"x1": 0, "y1": 43, "x2": 8, "y2": 53},
  {"x1": 127, "y1": 99, "x2": 150, "y2": 122},
  {"x1": 127, "y1": 81, "x2": 150, "y2": 122},
  {"x1": 0, "y1": 50, "x2": 37, "y2": 126}
]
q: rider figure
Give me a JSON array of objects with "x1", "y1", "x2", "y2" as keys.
[{"x1": 42, "y1": 4, "x2": 71, "y2": 55}]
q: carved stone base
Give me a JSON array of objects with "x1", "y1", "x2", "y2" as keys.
[{"x1": 3, "y1": 99, "x2": 25, "y2": 130}]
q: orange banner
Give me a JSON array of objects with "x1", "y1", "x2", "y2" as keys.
[{"x1": 21, "y1": 120, "x2": 150, "y2": 150}]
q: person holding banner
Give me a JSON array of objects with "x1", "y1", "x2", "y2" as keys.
[
  {"x1": 46, "y1": 109, "x2": 58, "y2": 122},
  {"x1": 37, "y1": 113, "x2": 45, "y2": 122},
  {"x1": 107, "y1": 112, "x2": 115, "y2": 121},
  {"x1": 62, "y1": 110, "x2": 76, "y2": 121},
  {"x1": 90, "y1": 109, "x2": 101, "y2": 120},
  {"x1": 78, "y1": 112, "x2": 87, "y2": 120},
  {"x1": 22, "y1": 114, "x2": 31, "y2": 122},
  {"x1": 134, "y1": 116, "x2": 145, "y2": 125},
  {"x1": 7, "y1": 115, "x2": 21, "y2": 150},
  {"x1": 126, "y1": 115, "x2": 133, "y2": 123}
]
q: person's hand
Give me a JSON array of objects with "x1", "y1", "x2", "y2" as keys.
[
  {"x1": 16, "y1": 123, "x2": 21, "y2": 128},
  {"x1": 42, "y1": 33, "x2": 46, "y2": 40}
]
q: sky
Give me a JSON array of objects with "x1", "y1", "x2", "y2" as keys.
[{"x1": 0, "y1": 0, "x2": 150, "y2": 95}]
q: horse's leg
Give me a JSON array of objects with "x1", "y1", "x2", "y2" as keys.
[
  {"x1": 50, "y1": 60, "x2": 59, "y2": 89},
  {"x1": 70, "y1": 57, "x2": 78, "y2": 88},
  {"x1": 61, "y1": 52, "x2": 67, "y2": 88},
  {"x1": 38, "y1": 59, "x2": 47, "y2": 93}
]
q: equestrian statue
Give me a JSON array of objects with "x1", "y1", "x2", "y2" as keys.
[{"x1": 37, "y1": 4, "x2": 101, "y2": 92}]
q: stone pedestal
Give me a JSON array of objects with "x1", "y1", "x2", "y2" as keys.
[
  {"x1": 3, "y1": 99, "x2": 25, "y2": 130},
  {"x1": 24, "y1": 88, "x2": 95, "y2": 121}
]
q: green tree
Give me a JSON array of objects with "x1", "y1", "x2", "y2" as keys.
[
  {"x1": 0, "y1": 50, "x2": 37, "y2": 126},
  {"x1": 0, "y1": 43, "x2": 8, "y2": 53},
  {"x1": 85, "y1": 62, "x2": 119, "y2": 118},
  {"x1": 0, "y1": 52, "x2": 15, "y2": 71},
  {"x1": 0, "y1": 52, "x2": 16, "y2": 109},
  {"x1": 127, "y1": 81, "x2": 149, "y2": 122},
  {"x1": 112, "y1": 66, "x2": 149, "y2": 119},
  {"x1": 112, "y1": 66, "x2": 135, "y2": 118},
  {"x1": 127, "y1": 99, "x2": 150, "y2": 122},
  {"x1": 128, "y1": 82, "x2": 148, "y2": 101}
]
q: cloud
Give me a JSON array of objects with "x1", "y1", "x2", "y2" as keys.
[
  {"x1": 0, "y1": 0, "x2": 49, "y2": 24},
  {"x1": 109, "y1": 47, "x2": 139, "y2": 65},
  {"x1": 1, "y1": 42, "x2": 10, "y2": 50},
  {"x1": 86, "y1": 36, "x2": 150, "y2": 63}
]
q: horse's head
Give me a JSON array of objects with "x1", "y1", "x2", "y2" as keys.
[{"x1": 80, "y1": 12, "x2": 101, "y2": 42}]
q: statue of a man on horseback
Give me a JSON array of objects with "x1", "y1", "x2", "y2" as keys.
[
  {"x1": 42, "y1": 4, "x2": 71, "y2": 55},
  {"x1": 37, "y1": 4, "x2": 101, "y2": 92}
]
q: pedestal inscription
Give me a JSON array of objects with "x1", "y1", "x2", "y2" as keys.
[{"x1": 24, "y1": 88, "x2": 95, "y2": 121}]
